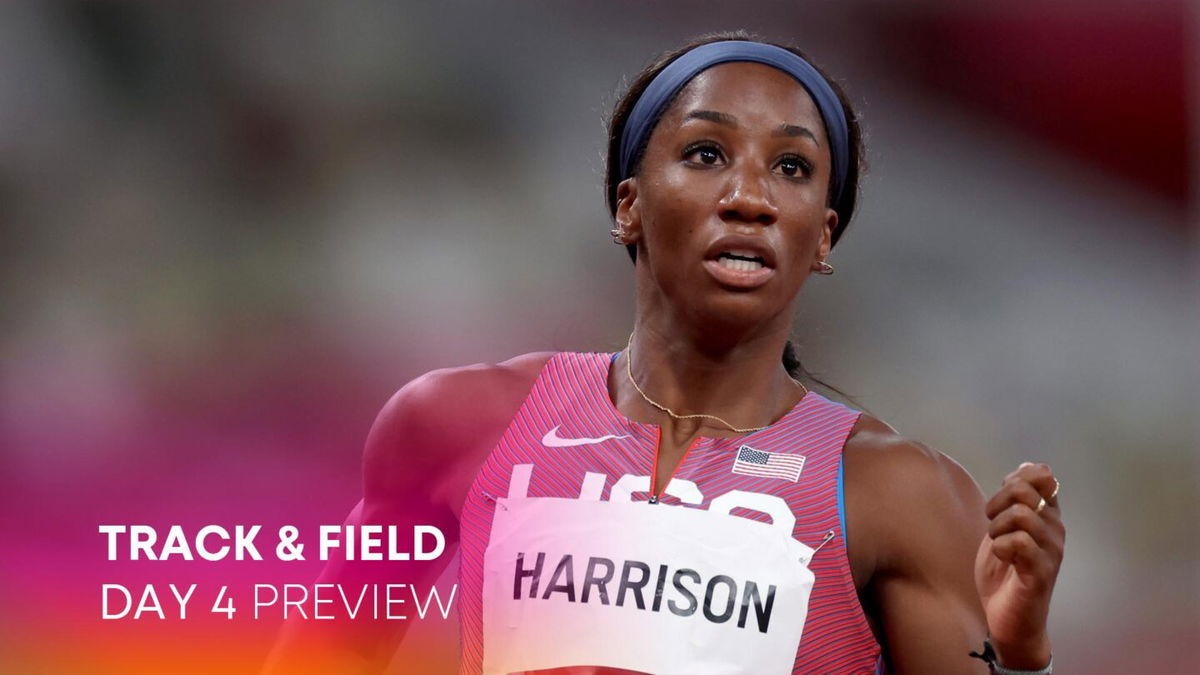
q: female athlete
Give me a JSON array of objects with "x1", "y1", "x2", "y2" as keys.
[{"x1": 266, "y1": 32, "x2": 1065, "y2": 675}]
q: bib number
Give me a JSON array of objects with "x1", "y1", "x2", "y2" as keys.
[{"x1": 481, "y1": 497, "x2": 815, "y2": 675}]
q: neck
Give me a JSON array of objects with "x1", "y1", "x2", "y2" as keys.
[{"x1": 615, "y1": 317, "x2": 804, "y2": 438}]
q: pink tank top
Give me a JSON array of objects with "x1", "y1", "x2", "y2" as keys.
[{"x1": 458, "y1": 352, "x2": 882, "y2": 674}]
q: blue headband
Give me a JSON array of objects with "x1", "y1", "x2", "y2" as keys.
[{"x1": 618, "y1": 40, "x2": 850, "y2": 209}]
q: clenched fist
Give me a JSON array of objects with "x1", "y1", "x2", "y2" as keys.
[{"x1": 976, "y1": 462, "x2": 1065, "y2": 670}]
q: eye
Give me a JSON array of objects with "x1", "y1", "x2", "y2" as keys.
[
  {"x1": 683, "y1": 142, "x2": 725, "y2": 166},
  {"x1": 774, "y1": 154, "x2": 812, "y2": 178}
]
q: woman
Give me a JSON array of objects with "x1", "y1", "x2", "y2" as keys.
[{"x1": 267, "y1": 32, "x2": 1064, "y2": 675}]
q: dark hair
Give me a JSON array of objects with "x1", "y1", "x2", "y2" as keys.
[{"x1": 604, "y1": 31, "x2": 865, "y2": 395}]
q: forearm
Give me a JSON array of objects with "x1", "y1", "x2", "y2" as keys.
[
  {"x1": 878, "y1": 588, "x2": 991, "y2": 674},
  {"x1": 990, "y1": 632, "x2": 1053, "y2": 671},
  {"x1": 262, "y1": 616, "x2": 381, "y2": 675},
  {"x1": 260, "y1": 499, "x2": 456, "y2": 674}
]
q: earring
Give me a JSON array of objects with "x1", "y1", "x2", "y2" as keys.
[
  {"x1": 815, "y1": 260, "x2": 834, "y2": 275},
  {"x1": 610, "y1": 228, "x2": 630, "y2": 245}
]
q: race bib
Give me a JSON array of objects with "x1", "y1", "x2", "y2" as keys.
[{"x1": 481, "y1": 497, "x2": 815, "y2": 675}]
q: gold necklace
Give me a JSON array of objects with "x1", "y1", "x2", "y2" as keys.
[{"x1": 623, "y1": 332, "x2": 809, "y2": 434}]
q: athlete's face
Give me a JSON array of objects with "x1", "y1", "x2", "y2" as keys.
[{"x1": 616, "y1": 62, "x2": 836, "y2": 328}]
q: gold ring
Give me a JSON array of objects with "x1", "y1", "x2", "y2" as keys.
[
  {"x1": 1050, "y1": 478, "x2": 1060, "y2": 500},
  {"x1": 1036, "y1": 497, "x2": 1047, "y2": 514}
]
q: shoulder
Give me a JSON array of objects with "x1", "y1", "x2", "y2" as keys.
[
  {"x1": 843, "y1": 413, "x2": 986, "y2": 575},
  {"x1": 362, "y1": 351, "x2": 557, "y2": 500},
  {"x1": 843, "y1": 414, "x2": 981, "y2": 500},
  {"x1": 370, "y1": 351, "x2": 556, "y2": 443}
]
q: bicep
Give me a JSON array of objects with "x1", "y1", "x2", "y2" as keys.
[
  {"x1": 346, "y1": 380, "x2": 462, "y2": 585},
  {"x1": 267, "y1": 370, "x2": 489, "y2": 674},
  {"x1": 853, "y1": 438, "x2": 991, "y2": 673},
  {"x1": 317, "y1": 382, "x2": 463, "y2": 643},
  {"x1": 872, "y1": 564, "x2": 988, "y2": 674}
]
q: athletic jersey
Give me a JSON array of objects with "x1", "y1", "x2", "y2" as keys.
[{"x1": 458, "y1": 351, "x2": 883, "y2": 674}]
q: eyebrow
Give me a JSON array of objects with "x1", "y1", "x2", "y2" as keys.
[
  {"x1": 774, "y1": 123, "x2": 820, "y2": 145},
  {"x1": 685, "y1": 109, "x2": 739, "y2": 127},
  {"x1": 683, "y1": 109, "x2": 820, "y2": 146}
]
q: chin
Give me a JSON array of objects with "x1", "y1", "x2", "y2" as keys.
[{"x1": 685, "y1": 290, "x2": 789, "y2": 331}]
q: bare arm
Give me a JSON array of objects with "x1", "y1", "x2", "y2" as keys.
[
  {"x1": 262, "y1": 374, "x2": 462, "y2": 675},
  {"x1": 263, "y1": 353, "x2": 553, "y2": 674},
  {"x1": 846, "y1": 416, "x2": 1064, "y2": 673}
]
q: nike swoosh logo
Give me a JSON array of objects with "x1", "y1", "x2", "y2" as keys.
[{"x1": 541, "y1": 425, "x2": 632, "y2": 447}]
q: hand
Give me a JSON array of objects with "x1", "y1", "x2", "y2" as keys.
[{"x1": 975, "y1": 462, "x2": 1064, "y2": 669}]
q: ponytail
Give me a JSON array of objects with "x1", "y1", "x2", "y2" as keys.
[
  {"x1": 782, "y1": 339, "x2": 862, "y2": 408},
  {"x1": 781, "y1": 340, "x2": 804, "y2": 379}
]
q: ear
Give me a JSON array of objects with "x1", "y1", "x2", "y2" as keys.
[
  {"x1": 614, "y1": 178, "x2": 643, "y2": 243},
  {"x1": 811, "y1": 207, "x2": 836, "y2": 270}
]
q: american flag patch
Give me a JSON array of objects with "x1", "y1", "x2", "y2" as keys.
[{"x1": 732, "y1": 444, "x2": 806, "y2": 482}]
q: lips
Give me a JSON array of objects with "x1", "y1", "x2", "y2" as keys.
[
  {"x1": 715, "y1": 250, "x2": 767, "y2": 271},
  {"x1": 703, "y1": 234, "x2": 777, "y2": 269},
  {"x1": 702, "y1": 234, "x2": 777, "y2": 290}
]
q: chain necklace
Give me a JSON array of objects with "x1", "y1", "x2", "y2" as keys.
[{"x1": 623, "y1": 332, "x2": 809, "y2": 434}]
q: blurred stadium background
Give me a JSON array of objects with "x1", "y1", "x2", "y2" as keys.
[{"x1": 0, "y1": 1, "x2": 1194, "y2": 673}]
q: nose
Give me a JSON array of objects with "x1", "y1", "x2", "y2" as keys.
[{"x1": 717, "y1": 163, "x2": 779, "y2": 227}]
